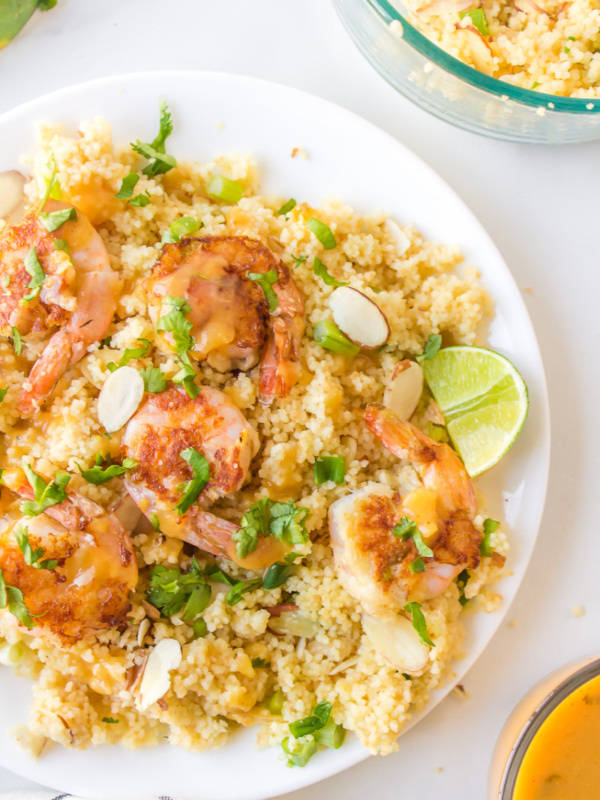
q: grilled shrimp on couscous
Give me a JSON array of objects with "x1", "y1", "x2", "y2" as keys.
[{"x1": 0, "y1": 102, "x2": 509, "y2": 762}]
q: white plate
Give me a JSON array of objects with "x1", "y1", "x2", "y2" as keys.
[{"x1": 0, "y1": 71, "x2": 550, "y2": 800}]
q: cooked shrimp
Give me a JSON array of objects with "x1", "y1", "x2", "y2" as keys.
[
  {"x1": 329, "y1": 404, "x2": 482, "y2": 617},
  {"x1": 145, "y1": 235, "x2": 305, "y2": 403},
  {"x1": 121, "y1": 385, "x2": 288, "y2": 568},
  {"x1": 0, "y1": 471, "x2": 138, "y2": 642},
  {"x1": 0, "y1": 200, "x2": 120, "y2": 415}
]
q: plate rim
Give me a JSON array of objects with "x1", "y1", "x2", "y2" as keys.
[{"x1": 0, "y1": 69, "x2": 551, "y2": 800}]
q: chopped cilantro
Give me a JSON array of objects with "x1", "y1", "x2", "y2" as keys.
[
  {"x1": 422, "y1": 334, "x2": 442, "y2": 360},
  {"x1": 404, "y1": 601, "x2": 435, "y2": 647},
  {"x1": 0, "y1": 387, "x2": 7, "y2": 402},
  {"x1": 146, "y1": 558, "x2": 210, "y2": 620},
  {"x1": 313, "y1": 257, "x2": 349, "y2": 288},
  {"x1": 38, "y1": 206, "x2": 77, "y2": 233},
  {"x1": 175, "y1": 447, "x2": 210, "y2": 515},
  {"x1": 13, "y1": 522, "x2": 57, "y2": 570},
  {"x1": 247, "y1": 269, "x2": 279, "y2": 312},
  {"x1": 140, "y1": 366, "x2": 168, "y2": 393},
  {"x1": 156, "y1": 295, "x2": 200, "y2": 397},
  {"x1": 76, "y1": 457, "x2": 138, "y2": 485},
  {"x1": 232, "y1": 497, "x2": 310, "y2": 561},
  {"x1": 392, "y1": 517, "x2": 419, "y2": 540},
  {"x1": 106, "y1": 338, "x2": 151, "y2": 372},
  {"x1": 409, "y1": 557, "x2": 425, "y2": 574},
  {"x1": 102, "y1": 717, "x2": 119, "y2": 724},
  {"x1": 38, "y1": 155, "x2": 60, "y2": 213},
  {"x1": 131, "y1": 100, "x2": 176, "y2": 177},
  {"x1": 115, "y1": 173, "x2": 140, "y2": 200},
  {"x1": 252, "y1": 657, "x2": 271, "y2": 668},
  {"x1": 306, "y1": 217, "x2": 336, "y2": 250},
  {"x1": 22, "y1": 247, "x2": 45, "y2": 302},
  {"x1": 128, "y1": 192, "x2": 151, "y2": 208},
  {"x1": 226, "y1": 578, "x2": 262, "y2": 606},
  {"x1": 0, "y1": 567, "x2": 35, "y2": 629},
  {"x1": 20, "y1": 463, "x2": 70, "y2": 517},
  {"x1": 283, "y1": 551, "x2": 304, "y2": 564},
  {"x1": 292, "y1": 254, "x2": 307, "y2": 268},
  {"x1": 53, "y1": 238, "x2": 70, "y2": 255}
]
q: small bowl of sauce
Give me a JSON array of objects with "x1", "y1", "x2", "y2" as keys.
[{"x1": 489, "y1": 656, "x2": 600, "y2": 800}]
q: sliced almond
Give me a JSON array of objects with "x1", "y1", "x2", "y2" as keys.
[
  {"x1": 329, "y1": 287, "x2": 390, "y2": 350},
  {"x1": 362, "y1": 613, "x2": 430, "y2": 675},
  {"x1": 10, "y1": 725, "x2": 47, "y2": 759},
  {"x1": 384, "y1": 219, "x2": 411, "y2": 256},
  {"x1": 423, "y1": 397, "x2": 445, "y2": 425},
  {"x1": 383, "y1": 360, "x2": 423, "y2": 421},
  {"x1": 97, "y1": 366, "x2": 144, "y2": 433},
  {"x1": 456, "y1": 26, "x2": 495, "y2": 74},
  {"x1": 514, "y1": 0, "x2": 550, "y2": 14},
  {"x1": 267, "y1": 611, "x2": 320, "y2": 638},
  {"x1": 138, "y1": 638, "x2": 182, "y2": 711},
  {"x1": 0, "y1": 171, "x2": 26, "y2": 222},
  {"x1": 110, "y1": 493, "x2": 142, "y2": 531},
  {"x1": 417, "y1": 0, "x2": 473, "y2": 14}
]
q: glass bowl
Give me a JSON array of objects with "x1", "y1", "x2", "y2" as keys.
[
  {"x1": 488, "y1": 655, "x2": 600, "y2": 799},
  {"x1": 333, "y1": 0, "x2": 600, "y2": 143}
]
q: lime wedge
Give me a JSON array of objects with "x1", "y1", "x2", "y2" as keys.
[{"x1": 420, "y1": 346, "x2": 528, "y2": 477}]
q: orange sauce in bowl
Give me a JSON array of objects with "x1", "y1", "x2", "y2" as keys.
[{"x1": 513, "y1": 673, "x2": 600, "y2": 799}]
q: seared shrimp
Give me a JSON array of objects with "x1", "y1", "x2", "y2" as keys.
[
  {"x1": 329, "y1": 405, "x2": 482, "y2": 617},
  {"x1": 0, "y1": 200, "x2": 120, "y2": 415},
  {"x1": 0, "y1": 471, "x2": 138, "y2": 642},
  {"x1": 122, "y1": 385, "x2": 287, "y2": 568},
  {"x1": 145, "y1": 236, "x2": 305, "y2": 403}
]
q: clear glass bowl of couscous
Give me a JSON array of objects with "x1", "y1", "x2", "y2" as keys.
[{"x1": 333, "y1": 0, "x2": 600, "y2": 143}]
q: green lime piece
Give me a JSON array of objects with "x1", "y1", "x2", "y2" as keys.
[{"x1": 420, "y1": 345, "x2": 528, "y2": 477}]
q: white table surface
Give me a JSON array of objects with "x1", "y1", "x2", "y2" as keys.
[{"x1": 0, "y1": 1, "x2": 598, "y2": 798}]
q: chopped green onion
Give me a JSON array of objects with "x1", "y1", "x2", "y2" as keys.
[
  {"x1": 457, "y1": 568, "x2": 470, "y2": 606},
  {"x1": 289, "y1": 701, "x2": 332, "y2": 738},
  {"x1": 531, "y1": 81, "x2": 541, "y2": 90},
  {"x1": 38, "y1": 156, "x2": 59, "y2": 213},
  {"x1": 313, "y1": 321, "x2": 360, "y2": 356},
  {"x1": 282, "y1": 737, "x2": 317, "y2": 768},
  {"x1": 247, "y1": 269, "x2": 279, "y2": 312},
  {"x1": 175, "y1": 447, "x2": 210, "y2": 515},
  {"x1": 102, "y1": 717, "x2": 119, "y2": 724},
  {"x1": 53, "y1": 238, "x2": 70, "y2": 255},
  {"x1": 0, "y1": 388, "x2": 7, "y2": 403},
  {"x1": 460, "y1": 8, "x2": 490, "y2": 35},
  {"x1": 278, "y1": 198, "x2": 296, "y2": 216},
  {"x1": 149, "y1": 513, "x2": 161, "y2": 532},
  {"x1": 313, "y1": 257, "x2": 349, "y2": 288},
  {"x1": 422, "y1": 334, "x2": 442, "y2": 360},
  {"x1": 262, "y1": 563, "x2": 294, "y2": 591},
  {"x1": 268, "y1": 691, "x2": 284, "y2": 715},
  {"x1": 564, "y1": 46, "x2": 570, "y2": 53},
  {"x1": 21, "y1": 247, "x2": 45, "y2": 303},
  {"x1": 424, "y1": 422, "x2": 449, "y2": 443},
  {"x1": 206, "y1": 175, "x2": 243, "y2": 204},
  {"x1": 163, "y1": 215, "x2": 200, "y2": 244},
  {"x1": 314, "y1": 455, "x2": 345, "y2": 486},
  {"x1": 11, "y1": 327, "x2": 21, "y2": 355},
  {"x1": 313, "y1": 717, "x2": 346, "y2": 749},
  {"x1": 404, "y1": 601, "x2": 435, "y2": 647},
  {"x1": 39, "y1": 207, "x2": 77, "y2": 233},
  {"x1": 193, "y1": 618, "x2": 208, "y2": 638},
  {"x1": 480, "y1": 518, "x2": 500, "y2": 557},
  {"x1": 306, "y1": 217, "x2": 336, "y2": 250},
  {"x1": 115, "y1": 173, "x2": 140, "y2": 200}
]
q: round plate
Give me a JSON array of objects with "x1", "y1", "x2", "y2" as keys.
[{"x1": 0, "y1": 71, "x2": 550, "y2": 800}]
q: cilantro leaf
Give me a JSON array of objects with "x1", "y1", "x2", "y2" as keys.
[
  {"x1": 11, "y1": 327, "x2": 22, "y2": 355},
  {"x1": 460, "y1": 8, "x2": 490, "y2": 35},
  {"x1": 38, "y1": 207, "x2": 77, "y2": 233},
  {"x1": 313, "y1": 257, "x2": 349, "y2": 288},
  {"x1": 115, "y1": 173, "x2": 140, "y2": 200},
  {"x1": 0, "y1": 388, "x2": 7, "y2": 403},
  {"x1": 106, "y1": 339, "x2": 151, "y2": 372},
  {"x1": 157, "y1": 295, "x2": 194, "y2": 357},
  {"x1": 128, "y1": 192, "x2": 151, "y2": 208},
  {"x1": 76, "y1": 457, "x2": 138, "y2": 486},
  {"x1": 247, "y1": 269, "x2": 279, "y2": 313},
  {"x1": 292, "y1": 255, "x2": 307, "y2": 268},
  {"x1": 131, "y1": 101, "x2": 176, "y2": 178},
  {"x1": 269, "y1": 502, "x2": 309, "y2": 545},
  {"x1": 423, "y1": 334, "x2": 442, "y2": 360},
  {"x1": 278, "y1": 198, "x2": 296, "y2": 216},
  {"x1": 226, "y1": 578, "x2": 262, "y2": 607},
  {"x1": 140, "y1": 366, "x2": 168, "y2": 393},
  {"x1": 175, "y1": 448, "x2": 210, "y2": 515},
  {"x1": 0, "y1": 568, "x2": 35, "y2": 629},
  {"x1": 102, "y1": 717, "x2": 119, "y2": 724},
  {"x1": 233, "y1": 497, "x2": 272, "y2": 560},
  {"x1": 392, "y1": 517, "x2": 418, "y2": 540},
  {"x1": 409, "y1": 557, "x2": 425, "y2": 574},
  {"x1": 146, "y1": 558, "x2": 210, "y2": 619},
  {"x1": 38, "y1": 155, "x2": 59, "y2": 213},
  {"x1": 53, "y1": 238, "x2": 70, "y2": 255},
  {"x1": 404, "y1": 601, "x2": 435, "y2": 647},
  {"x1": 20, "y1": 463, "x2": 70, "y2": 517},
  {"x1": 22, "y1": 247, "x2": 45, "y2": 302},
  {"x1": 13, "y1": 522, "x2": 57, "y2": 570},
  {"x1": 149, "y1": 513, "x2": 161, "y2": 532},
  {"x1": 251, "y1": 657, "x2": 271, "y2": 668},
  {"x1": 480, "y1": 518, "x2": 500, "y2": 557},
  {"x1": 262, "y1": 563, "x2": 294, "y2": 591}
]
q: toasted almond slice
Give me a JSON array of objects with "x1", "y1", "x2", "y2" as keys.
[
  {"x1": 417, "y1": 0, "x2": 473, "y2": 14},
  {"x1": 456, "y1": 26, "x2": 494, "y2": 74},
  {"x1": 514, "y1": 0, "x2": 550, "y2": 14},
  {"x1": 97, "y1": 366, "x2": 144, "y2": 433},
  {"x1": 329, "y1": 287, "x2": 390, "y2": 350},
  {"x1": 267, "y1": 611, "x2": 320, "y2": 638},
  {"x1": 138, "y1": 638, "x2": 182, "y2": 711},
  {"x1": 383, "y1": 360, "x2": 423, "y2": 421},
  {"x1": 423, "y1": 397, "x2": 445, "y2": 425},
  {"x1": 362, "y1": 613, "x2": 430, "y2": 675},
  {"x1": 111, "y1": 493, "x2": 142, "y2": 531},
  {"x1": 384, "y1": 219, "x2": 411, "y2": 256},
  {"x1": 0, "y1": 171, "x2": 26, "y2": 222}
]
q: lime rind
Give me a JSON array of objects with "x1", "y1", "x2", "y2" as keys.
[{"x1": 421, "y1": 346, "x2": 529, "y2": 477}]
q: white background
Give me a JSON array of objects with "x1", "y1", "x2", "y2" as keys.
[{"x1": 0, "y1": 1, "x2": 598, "y2": 799}]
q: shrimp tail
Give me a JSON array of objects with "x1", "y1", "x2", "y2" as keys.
[
  {"x1": 258, "y1": 316, "x2": 303, "y2": 404},
  {"x1": 180, "y1": 510, "x2": 240, "y2": 560},
  {"x1": 18, "y1": 330, "x2": 72, "y2": 416}
]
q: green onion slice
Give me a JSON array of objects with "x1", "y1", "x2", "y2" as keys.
[
  {"x1": 278, "y1": 198, "x2": 296, "y2": 216},
  {"x1": 314, "y1": 455, "x2": 345, "y2": 486},
  {"x1": 206, "y1": 175, "x2": 243, "y2": 204},
  {"x1": 313, "y1": 321, "x2": 360, "y2": 356},
  {"x1": 422, "y1": 334, "x2": 442, "y2": 360},
  {"x1": 480, "y1": 518, "x2": 499, "y2": 557}
]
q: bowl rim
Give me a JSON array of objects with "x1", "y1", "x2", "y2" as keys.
[
  {"x1": 497, "y1": 657, "x2": 600, "y2": 799},
  {"x1": 368, "y1": 0, "x2": 600, "y2": 114}
]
